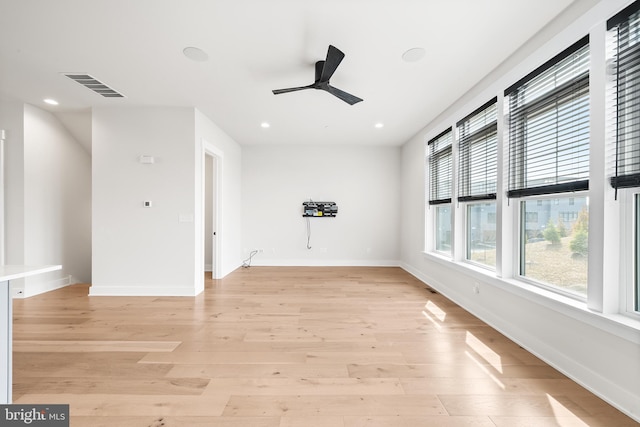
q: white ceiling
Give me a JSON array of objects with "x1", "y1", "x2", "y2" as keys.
[{"x1": 0, "y1": 0, "x2": 582, "y2": 151}]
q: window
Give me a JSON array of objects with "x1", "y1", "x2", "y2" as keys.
[
  {"x1": 609, "y1": 1, "x2": 640, "y2": 191},
  {"x1": 506, "y1": 36, "x2": 590, "y2": 197},
  {"x1": 636, "y1": 195, "x2": 640, "y2": 312},
  {"x1": 458, "y1": 99, "x2": 497, "y2": 267},
  {"x1": 525, "y1": 212, "x2": 539, "y2": 223},
  {"x1": 560, "y1": 211, "x2": 579, "y2": 222},
  {"x1": 505, "y1": 36, "x2": 590, "y2": 294},
  {"x1": 429, "y1": 129, "x2": 453, "y2": 204},
  {"x1": 428, "y1": 128, "x2": 453, "y2": 254},
  {"x1": 609, "y1": 1, "x2": 640, "y2": 315},
  {"x1": 458, "y1": 98, "x2": 498, "y2": 202}
]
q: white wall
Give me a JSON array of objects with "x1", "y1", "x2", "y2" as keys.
[
  {"x1": 21, "y1": 104, "x2": 91, "y2": 296},
  {"x1": 400, "y1": 0, "x2": 640, "y2": 421},
  {"x1": 242, "y1": 145, "x2": 400, "y2": 265},
  {"x1": 195, "y1": 109, "x2": 244, "y2": 279},
  {"x1": 91, "y1": 107, "x2": 200, "y2": 296},
  {"x1": 0, "y1": 94, "x2": 25, "y2": 269}
]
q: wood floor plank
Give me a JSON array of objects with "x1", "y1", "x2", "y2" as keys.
[
  {"x1": 490, "y1": 416, "x2": 640, "y2": 427},
  {"x1": 13, "y1": 394, "x2": 230, "y2": 417},
  {"x1": 14, "y1": 340, "x2": 180, "y2": 352},
  {"x1": 222, "y1": 395, "x2": 447, "y2": 417},
  {"x1": 15, "y1": 360, "x2": 174, "y2": 379},
  {"x1": 305, "y1": 351, "x2": 406, "y2": 364},
  {"x1": 278, "y1": 416, "x2": 345, "y2": 427},
  {"x1": 204, "y1": 378, "x2": 403, "y2": 396},
  {"x1": 400, "y1": 377, "x2": 594, "y2": 396},
  {"x1": 13, "y1": 316, "x2": 89, "y2": 325},
  {"x1": 11, "y1": 267, "x2": 637, "y2": 426},
  {"x1": 138, "y1": 351, "x2": 307, "y2": 365},
  {"x1": 244, "y1": 326, "x2": 378, "y2": 343},
  {"x1": 172, "y1": 339, "x2": 393, "y2": 353},
  {"x1": 14, "y1": 377, "x2": 209, "y2": 395},
  {"x1": 341, "y1": 416, "x2": 496, "y2": 427},
  {"x1": 166, "y1": 363, "x2": 349, "y2": 379},
  {"x1": 438, "y1": 394, "x2": 591, "y2": 417},
  {"x1": 13, "y1": 325, "x2": 203, "y2": 341},
  {"x1": 347, "y1": 363, "x2": 566, "y2": 379},
  {"x1": 70, "y1": 416, "x2": 281, "y2": 427}
]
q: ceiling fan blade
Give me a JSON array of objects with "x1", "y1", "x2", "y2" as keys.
[
  {"x1": 319, "y1": 45, "x2": 345, "y2": 83},
  {"x1": 272, "y1": 85, "x2": 312, "y2": 95},
  {"x1": 324, "y1": 84, "x2": 363, "y2": 105},
  {"x1": 314, "y1": 61, "x2": 324, "y2": 83}
]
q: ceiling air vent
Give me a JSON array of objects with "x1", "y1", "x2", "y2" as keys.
[{"x1": 64, "y1": 74, "x2": 124, "y2": 98}]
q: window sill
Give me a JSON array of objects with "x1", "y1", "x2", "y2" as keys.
[{"x1": 421, "y1": 251, "x2": 640, "y2": 343}]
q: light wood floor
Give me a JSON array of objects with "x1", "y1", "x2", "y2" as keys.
[{"x1": 12, "y1": 267, "x2": 638, "y2": 426}]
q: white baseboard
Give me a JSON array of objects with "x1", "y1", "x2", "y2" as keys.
[
  {"x1": 89, "y1": 285, "x2": 203, "y2": 297},
  {"x1": 204, "y1": 264, "x2": 212, "y2": 272},
  {"x1": 13, "y1": 275, "x2": 75, "y2": 299},
  {"x1": 250, "y1": 259, "x2": 401, "y2": 267}
]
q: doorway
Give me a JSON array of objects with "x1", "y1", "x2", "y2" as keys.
[
  {"x1": 204, "y1": 153, "x2": 216, "y2": 278},
  {"x1": 203, "y1": 141, "x2": 223, "y2": 281}
]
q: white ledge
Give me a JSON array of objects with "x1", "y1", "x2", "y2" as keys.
[{"x1": 0, "y1": 265, "x2": 62, "y2": 282}]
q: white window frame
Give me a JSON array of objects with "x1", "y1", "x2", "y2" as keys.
[{"x1": 619, "y1": 189, "x2": 640, "y2": 318}]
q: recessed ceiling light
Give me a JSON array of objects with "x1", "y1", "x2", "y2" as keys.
[
  {"x1": 261, "y1": 122, "x2": 270, "y2": 128},
  {"x1": 375, "y1": 123, "x2": 384, "y2": 129},
  {"x1": 43, "y1": 98, "x2": 59, "y2": 105},
  {"x1": 402, "y1": 47, "x2": 426, "y2": 62},
  {"x1": 183, "y1": 46, "x2": 209, "y2": 62}
]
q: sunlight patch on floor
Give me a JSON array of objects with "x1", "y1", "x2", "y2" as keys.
[
  {"x1": 466, "y1": 331, "x2": 503, "y2": 374},
  {"x1": 465, "y1": 348, "x2": 506, "y2": 390},
  {"x1": 425, "y1": 300, "x2": 447, "y2": 322},
  {"x1": 547, "y1": 393, "x2": 587, "y2": 424},
  {"x1": 421, "y1": 310, "x2": 443, "y2": 331}
]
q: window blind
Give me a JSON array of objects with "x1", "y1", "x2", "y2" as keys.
[
  {"x1": 505, "y1": 36, "x2": 590, "y2": 198},
  {"x1": 428, "y1": 128, "x2": 453, "y2": 205},
  {"x1": 608, "y1": 0, "x2": 640, "y2": 190},
  {"x1": 457, "y1": 98, "x2": 498, "y2": 202}
]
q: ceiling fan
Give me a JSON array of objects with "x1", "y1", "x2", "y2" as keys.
[{"x1": 272, "y1": 45, "x2": 363, "y2": 105}]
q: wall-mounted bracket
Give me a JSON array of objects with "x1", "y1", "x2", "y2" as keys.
[{"x1": 302, "y1": 201, "x2": 338, "y2": 217}]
